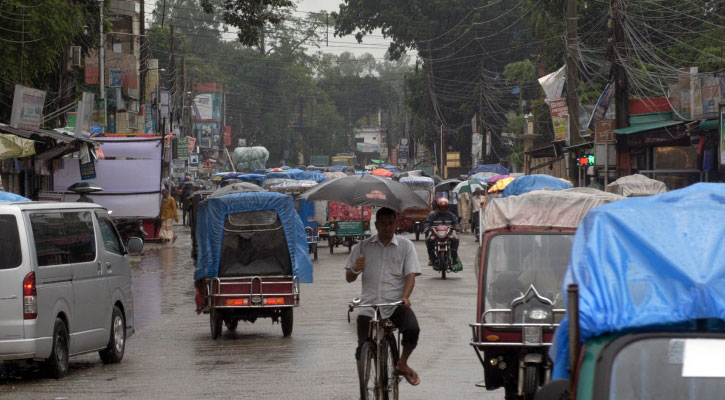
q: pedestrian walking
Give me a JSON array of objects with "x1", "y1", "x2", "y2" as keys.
[
  {"x1": 459, "y1": 191, "x2": 471, "y2": 233},
  {"x1": 158, "y1": 189, "x2": 178, "y2": 243},
  {"x1": 345, "y1": 207, "x2": 422, "y2": 386}
]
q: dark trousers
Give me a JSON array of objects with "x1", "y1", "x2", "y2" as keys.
[
  {"x1": 426, "y1": 236, "x2": 459, "y2": 261},
  {"x1": 356, "y1": 306, "x2": 420, "y2": 360}
]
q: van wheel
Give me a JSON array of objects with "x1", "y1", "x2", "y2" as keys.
[
  {"x1": 44, "y1": 318, "x2": 69, "y2": 379},
  {"x1": 100, "y1": 306, "x2": 126, "y2": 364}
]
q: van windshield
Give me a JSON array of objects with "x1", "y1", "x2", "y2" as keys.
[
  {"x1": 0, "y1": 215, "x2": 21, "y2": 269},
  {"x1": 483, "y1": 233, "x2": 573, "y2": 313}
]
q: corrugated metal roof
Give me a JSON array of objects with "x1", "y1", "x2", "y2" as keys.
[{"x1": 0, "y1": 124, "x2": 95, "y2": 145}]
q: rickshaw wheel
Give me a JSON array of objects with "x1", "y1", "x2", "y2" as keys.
[
  {"x1": 210, "y1": 309, "x2": 223, "y2": 339},
  {"x1": 281, "y1": 308, "x2": 293, "y2": 337},
  {"x1": 225, "y1": 319, "x2": 238, "y2": 331},
  {"x1": 523, "y1": 365, "x2": 539, "y2": 400},
  {"x1": 313, "y1": 244, "x2": 318, "y2": 260},
  {"x1": 414, "y1": 225, "x2": 420, "y2": 241},
  {"x1": 329, "y1": 238, "x2": 335, "y2": 254}
]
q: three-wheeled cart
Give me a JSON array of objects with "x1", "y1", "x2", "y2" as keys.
[{"x1": 193, "y1": 191, "x2": 314, "y2": 339}]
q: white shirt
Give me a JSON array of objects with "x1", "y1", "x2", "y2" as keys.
[{"x1": 345, "y1": 234, "x2": 421, "y2": 318}]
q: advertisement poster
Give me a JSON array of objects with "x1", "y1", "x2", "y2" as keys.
[
  {"x1": 110, "y1": 69, "x2": 122, "y2": 87},
  {"x1": 193, "y1": 94, "x2": 214, "y2": 120},
  {"x1": 224, "y1": 126, "x2": 231, "y2": 146},
  {"x1": 79, "y1": 160, "x2": 96, "y2": 180},
  {"x1": 177, "y1": 137, "x2": 189, "y2": 159},
  {"x1": 587, "y1": 81, "x2": 614, "y2": 131},
  {"x1": 678, "y1": 68, "x2": 692, "y2": 119},
  {"x1": 702, "y1": 75, "x2": 721, "y2": 119},
  {"x1": 398, "y1": 138, "x2": 409, "y2": 165},
  {"x1": 595, "y1": 119, "x2": 616, "y2": 143},
  {"x1": 171, "y1": 160, "x2": 187, "y2": 178},
  {"x1": 549, "y1": 98, "x2": 569, "y2": 142}
]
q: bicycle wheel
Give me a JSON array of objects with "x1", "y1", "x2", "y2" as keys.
[
  {"x1": 381, "y1": 335, "x2": 400, "y2": 400},
  {"x1": 359, "y1": 341, "x2": 379, "y2": 400}
]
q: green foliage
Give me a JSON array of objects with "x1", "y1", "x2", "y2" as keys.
[{"x1": 200, "y1": 0, "x2": 294, "y2": 47}]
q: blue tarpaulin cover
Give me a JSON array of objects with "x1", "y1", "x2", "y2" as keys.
[
  {"x1": 468, "y1": 164, "x2": 509, "y2": 176},
  {"x1": 502, "y1": 174, "x2": 572, "y2": 197},
  {"x1": 232, "y1": 174, "x2": 266, "y2": 185},
  {"x1": 194, "y1": 191, "x2": 313, "y2": 283},
  {"x1": 551, "y1": 183, "x2": 725, "y2": 379},
  {"x1": 0, "y1": 191, "x2": 30, "y2": 202},
  {"x1": 266, "y1": 168, "x2": 327, "y2": 183}
]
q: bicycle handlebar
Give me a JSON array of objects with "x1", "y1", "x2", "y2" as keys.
[{"x1": 347, "y1": 300, "x2": 405, "y2": 323}]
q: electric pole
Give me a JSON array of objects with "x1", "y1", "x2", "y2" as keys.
[
  {"x1": 612, "y1": 0, "x2": 629, "y2": 130},
  {"x1": 565, "y1": 0, "x2": 581, "y2": 184}
]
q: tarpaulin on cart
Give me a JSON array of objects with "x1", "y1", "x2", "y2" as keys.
[
  {"x1": 502, "y1": 174, "x2": 572, "y2": 197},
  {"x1": 266, "y1": 168, "x2": 327, "y2": 183},
  {"x1": 194, "y1": 191, "x2": 313, "y2": 283},
  {"x1": 551, "y1": 183, "x2": 725, "y2": 379}
]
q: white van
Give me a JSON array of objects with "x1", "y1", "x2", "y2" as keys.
[{"x1": 0, "y1": 201, "x2": 142, "y2": 378}]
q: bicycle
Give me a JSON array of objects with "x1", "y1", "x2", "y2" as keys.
[{"x1": 348, "y1": 298, "x2": 404, "y2": 400}]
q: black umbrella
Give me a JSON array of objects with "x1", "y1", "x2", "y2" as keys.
[
  {"x1": 67, "y1": 181, "x2": 103, "y2": 193},
  {"x1": 209, "y1": 182, "x2": 266, "y2": 198},
  {"x1": 434, "y1": 179, "x2": 461, "y2": 192},
  {"x1": 299, "y1": 174, "x2": 428, "y2": 212}
]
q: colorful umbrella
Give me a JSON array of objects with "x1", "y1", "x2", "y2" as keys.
[
  {"x1": 371, "y1": 168, "x2": 393, "y2": 177},
  {"x1": 488, "y1": 177, "x2": 515, "y2": 193},
  {"x1": 487, "y1": 174, "x2": 511, "y2": 184},
  {"x1": 67, "y1": 182, "x2": 103, "y2": 193},
  {"x1": 452, "y1": 179, "x2": 487, "y2": 194}
]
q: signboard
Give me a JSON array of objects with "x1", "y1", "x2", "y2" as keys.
[
  {"x1": 193, "y1": 94, "x2": 214, "y2": 120},
  {"x1": 549, "y1": 98, "x2": 569, "y2": 142},
  {"x1": 177, "y1": 137, "x2": 189, "y2": 159},
  {"x1": 10, "y1": 85, "x2": 46, "y2": 130},
  {"x1": 678, "y1": 68, "x2": 692, "y2": 119},
  {"x1": 79, "y1": 160, "x2": 96, "y2": 180},
  {"x1": 390, "y1": 145, "x2": 398, "y2": 165},
  {"x1": 239, "y1": 138, "x2": 246, "y2": 147},
  {"x1": 171, "y1": 160, "x2": 186, "y2": 178},
  {"x1": 702, "y1": 75, "x2": 721, "y2": 119},
  {"x1": 587, "y1": 81, "x2": 614, "y2": 131},
  {"x1": 189, "y1": 153, "x2": 199, "y2": 166},
  {"x1": 109, "y1": 68, "x2": 122, "y2": 87},
  {"x1": 357, "y1": 143, "x2": 380, "y2": 153},
  {"x1": 398, "y1": 138, "x2": 409, "y2": 165},
  {"x1": 380, "y1": 146, "x2": 388, "y2": 159},
  {"x1": 594, "y1": 143, "x2": 617, "y2": 167},
  {"x1": 36, "y1": 191, "x2": 64, "y2": 202},
  {"x1": 595, "y1": 119, "x2": 616, "y2": 143}
]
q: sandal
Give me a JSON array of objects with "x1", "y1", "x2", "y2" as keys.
[{"x1": 394, "y1": 368, "x2": 421, "y2": 386}]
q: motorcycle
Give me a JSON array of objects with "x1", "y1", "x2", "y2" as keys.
[
  {"x1": 429, "y1": 224, "x2": 457, "y2": 279},
  {"x1": 113, "y1": 218, "x2": 148, "y2": 244}
]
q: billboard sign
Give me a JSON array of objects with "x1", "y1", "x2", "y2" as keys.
[
  {"x1": 549, "y1": 98, "x2": 569, "y2": 142},
  {"x1": 10, "y1": 85, "x2": 46, "y2": 131}
]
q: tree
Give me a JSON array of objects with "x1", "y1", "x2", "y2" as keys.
[
  {"x1": 503, "y1": 59, "x2": 536, "y2": 115},
  {"x1": 201, "y1": 0, "x2": 294, "y2": 48}
]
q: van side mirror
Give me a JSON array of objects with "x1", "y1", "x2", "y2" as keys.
[
  {"x1": 126, "y1": 237, "x2": 144, "y2": 254},
  {"x1": 535, "y1": 379, "x2": 570, "y2": 400}
]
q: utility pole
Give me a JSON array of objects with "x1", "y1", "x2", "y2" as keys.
[
  {"x1": 612, "y1": 0, "x2": 629, "y2": 130},
  {"x1": 160, "y1": 0, "x2": 166, "y2": 28},
  {"x1": 565, "y1": 0, "x2": 581, "y2": 184},
  {"x1": 99, "y1": 0, "x2": 107, "y2": 130},
  {"x1": 140, "y1": 0, "x2": 146, "y2": 104}
]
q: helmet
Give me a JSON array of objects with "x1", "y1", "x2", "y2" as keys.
[{"x1": 436, "y1": 197, "x2": 450, "y2": 212}]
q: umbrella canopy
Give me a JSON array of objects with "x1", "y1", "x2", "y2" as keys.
[
  {"x1": 486, "y1": 174, "x2": 511, "y2": 184},
  {"x1": 434, "y1": 179, "x2": 461, "y2": 192},
  {"x1": 452, "y1": 179, "x2": 487, "y2": 194},
  {"x1": 299, "y1": 174, "x2": 428, "y2": 212},
  {"x1": 67, "y1": 182, "x2": 103, "y2": 193},
  {"x1": 469, "y1": 171, "x2": 499, "y2": 181},
  {"x1": 0, "y1": 191, "x2": 30, "y2": 202},
  {"x1": 209, "y1": 182, "x2": 265, "y2": 198},
  {"x1": 488, "y1": 177, "x2": 515, "y2": 193},
  {"x1": 371, "y1": 168, "x2": 393, "y2": 177}
]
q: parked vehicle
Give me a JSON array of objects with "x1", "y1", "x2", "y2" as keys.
[
  {"x1": 470, "y1": 188, "x2": 621, "y2": 399},
  {"x1": 537, "y1": 183, "x2": 725, "y2": 400},
  {"x1": 193, "y1": 191, "x2": 313, "y2": 339},
  {"x1": 397, "y1": 176, "x2": 434, "y2": 241},
  {"x1": 327, "y1": 201, "x2": 372, "y2": 253},
  {"x1": 113, "y1": 217, "x2": 147, "y2": 244},
  {"x1": 0, "y1": 201, "x2": 143, "y2": 378}
]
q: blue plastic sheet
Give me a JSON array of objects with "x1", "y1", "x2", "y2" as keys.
[
  {"x1": 265, "y1": 169, "x2": 327, "y2": 183},
  {"x1": 232, "y1": 174, "x2": 266, "y2": 186},
  {"x1": 468, "y1": 164, "x2": 509, "y2": 176},
  {"x1": 0, "y1": 191, "x2": 30, "y2": 202},
  {"x1": 502, "y1": 174, "x2": 572, "y2": 197},
  {"x1": 194, "y1": 191, "x2": 313, "y2": 283},
  {"x1": 330, "y1": 165, "x2": 346, "y2": 172},
  {"x1": 551, "y1": 183, "x2": 725, "y2": 379}
]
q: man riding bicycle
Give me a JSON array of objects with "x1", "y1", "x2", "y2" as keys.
[
  {"x1": 424, "y1": 197, "x2": 461, "y2": 266},
  {"x1": 345, "y1": 207, "x2": 422, "y2": 386}
]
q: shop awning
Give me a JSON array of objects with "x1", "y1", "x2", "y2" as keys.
[
  {"x1": 614, "y1": 112, "x2": 683, "y2": 135},
  {"x1": 699, "y1": 119, "x2": 719, "y2": 131}
]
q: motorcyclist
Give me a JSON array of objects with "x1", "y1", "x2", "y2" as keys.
[{"x1": 424, "y1": 197, "x2": 460, "y2": 266}]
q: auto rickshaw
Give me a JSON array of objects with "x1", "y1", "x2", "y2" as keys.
[
  {"x1": 326, "y1": 201, "x2": 371, "y2": 253},
  {"x1": 193, "y1": 191, "x2": 313, "y2": 339},
  {"x1": 536, "y1": 183, "x2": 725, "y2": 400},
  {"x1": 470, "y1": 188, "x2": 622, "y2": 400},
  {"x1": 396, "y1": 176, "x2": 434, "y2": 240}
]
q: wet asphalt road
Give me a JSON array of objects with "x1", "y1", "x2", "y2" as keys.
[{"x1": 0, "y1": 225, "x2": 503, "y2": 399}]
